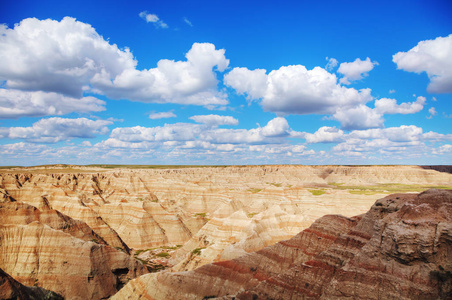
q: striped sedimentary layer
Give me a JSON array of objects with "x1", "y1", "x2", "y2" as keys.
[
  {"x1": 0, "y1": 196, "x2": 147, "y2": 300},
  {"x1": 112, "y1": 214, "x2": 359, "y2": 299},
  {"x1": 2, "y1": 165, "x2": 450, "y2": 271},
  {"x1": 112, "y1": 189, "x2": 452, "y2": 299}
]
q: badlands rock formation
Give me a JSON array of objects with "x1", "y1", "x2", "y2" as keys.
[
  {"x1": 0, "y1": 268, "x2": 63, "y2": 300},
  {"x1": 0, "y1": 165, "x2": 451, "y2": 299},
  {"x1": 0, "y1": 193, "x2": 147, "y2": 299},
  {"x1": 113, "y1": 189, "x2": 452, "y2": 299}
]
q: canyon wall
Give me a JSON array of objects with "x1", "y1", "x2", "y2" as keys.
[
  {"x1": 113, "y1": 189, "x2": 452, "y2": 299},
  {"x1": 0, "y1": 165, "x2": 451, "y2": 299}
]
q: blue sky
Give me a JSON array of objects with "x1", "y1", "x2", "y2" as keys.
[{"x1": 0, "y1": 0, "x2": 451, "y2": 165}]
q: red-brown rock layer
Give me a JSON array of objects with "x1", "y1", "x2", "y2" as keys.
[
  {"x1": 1, "y1": 166, "x2": 451, "y2": 299},
  {"x1": 238, "y1": 189, "x2": 452, "y2": 299},
  {"x1": 113, "y1": 189, "x2": 452, "y2": 299},
  {"x1": 111, "y1": 214, "x2": 359, "y2": 299}
]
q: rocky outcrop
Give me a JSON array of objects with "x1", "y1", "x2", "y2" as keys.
[
  {"x1": 0, "y1": 268, "x2": 63, "y2": 300},
  {"x1": 1, "y1": 165, "x2": 451, "y2": 299},
  {"x1": 0, "y1": 196, "x2": 147, "y2": 300},
  {"x1": 3, "y1": 165, "x2": 449, "y2": 272},
  {"x1": 0, "y1": 196, "x2": 107, "y2": 246},
  {"x1": 112, "y1": 189, "x2": 452, "y2": 299}
]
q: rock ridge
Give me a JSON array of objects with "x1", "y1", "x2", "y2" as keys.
[
  {"x1": 0, "y1": 196, "x2": 147, "y2": 299},
  {"x1": 112, "y1": 189, "x2": 452, "y2": 299}
]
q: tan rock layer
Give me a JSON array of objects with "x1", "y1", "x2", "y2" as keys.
[
  {"x1": 0, "y1": 222, "x2": 147, "y2": 300},
  {"x1": 111, "y1": 214, "x2": 358, "y2": 299},
  {"x1": 0, "y1": 198, "x2": 107, "y2": 246},
  {"x1": 0, "y1": 196, "x2": 148, "y2": 300},
  {"x1": 237, "y1": 189, "x2": 452, "y2": 299},
  {"x1": 1, "y1": 165, "x2": 451, "y2": 299},
  {"x1": 1, "y1": 165, "x2": 451, "y2": 273},
  {"x1": 112, "y1": 189, "x2": 452, "y2": 299}
]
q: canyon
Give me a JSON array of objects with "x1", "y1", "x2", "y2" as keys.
[
  {"x1": 0, "y1": 165, "x2": 451, "y2": 299},
  {"x1": 113, "y1": 189, "x2": 452, "y2": 299}
]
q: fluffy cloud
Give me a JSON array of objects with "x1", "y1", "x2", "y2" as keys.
[
  {"x1": 0, "y1": 89, "x2": 105, "y2": 118},
  {"x1": 110, "y1": 123, "x2": 202, "y2": 143},
  {"x1": 189, "y1": 114, "x2": 238, "y2": 126},
  {"x1": 393, "y1": 34, "x2": 452, "y2": 93},
  {"x1": 139, "y1": 11, "x2": 168, "y2": 28},
  {"x1": 374, "y1": 96, "x2": 426, "y2": 114},
  {"x1": 325, "y1": 57, "x2": 338, "y2": 71},
  {"x1": 337, "y1": 57, "x2": 378, "y2": 85},
  {"x1": 422, "y1": 131, "x2": 452, "y2": 142},
  {"x1": 329, "y1": 96, "x2": 426, "y2": 130},
  {"x1": 224, "y1": 68, "x2": 267, "y2": 99},
  {"x1": 261, "y1": 117, "x2": 290, "y2": 137},
  {"x1": 427, "y1": 107, "x2": 437, "y2": 119},
  {"x1": 333, "y1": 105, "x2": 384, "y2": 130},
  {"x1": 0, "y1": 142, "x2": 52, "y2": 158},
  {"x1": 225, "y1": 61, "x2": 428, "y2": 131},
  {"x1": 0, "y1": 18, "x2": 229, "y2": 107},
  {"x1": 332, "y1": 125, "x2": 426, "y2": 154},
  {"x1": 0, "y1": 17, "x2": 136, "y2": 97},
  {"x1": 348, "y1": 125, "x2": 424, "y2": 142},
  {"x1": 225, "y1": 65, "x2": 372, "y2": 115},
  {"x1": 2, "y1": 122, "x2": 450, "y2": 165},
  {"x1": 149, "y1": 111, "x2": 177, "y2": 120},
  {"x1": 92, "y1": 42, "x2": 230, "y2": 105},
  {"x1": 2, "y1": 117, "x2": 112, "y2": 143},
  {"x1": 106, "y1": 117, "x2": 291, "y2": 147},
  {"x1": 304, "y1": 126, "x2": 344, "y2": 143},
  {"x1": 434, "y1": 144, "x2": 452, "y2": 154}
]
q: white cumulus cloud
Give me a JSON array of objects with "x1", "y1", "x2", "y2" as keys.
[
  {"x1": 337, "y1": 57, "x2": 378, "y2": 85},
  {"x1": 332, "y1": 125, "x2": 427, "y2": 155},
  {"x1": 92, "y1": 42, "x2": 230, "y2": 106},
  {"x1": 374, "y1": 96, "x2": 426, "y2": 114},
  {"x1": 427, "y1": 107, "x2": 437, "y2": 119},
  {"x1": 304, "y1": 126, "x2": 344, "y2": 143},
  {"x1": 225, "y1": 65, "x2": 372, "y2": 115},
  {"x1": 333, "y1": 105, "x2": 384, "y2": 130},
  {"x1": 189, "y1": 114, "x2": 238, "y2": 126},
  {"x1": 393, "y1": 34, "x2": 452, "y2": 93},
  {"x1": 261, "y1": 117, "x2": 290, "y2": 137},
  {"x1": 434, "y1": 144, "x2": 452, "y2": 154},
  {"x1": 3, "y1": 117, "x2": 113, "y2": 143},
  {"x1": 0, "y1": 89, "x2": 105, "y2": 119},
  {"x1": 224, "y1": 67, "x2": 267, "y2": 99},
  {"x1": 0, "y1": 18, "x2": 229, "y2": 108},
  {"x1": 325, "y1": 57, "x2": 338, "y2": 71},
  {"x1": 110, "y1": 123, "x2": 202, "y2": 143},
  {"x1": 0, "y1": 17, "x2": 136, "y2": 98},
  {"x1": 106, "y1": 117, "x2": 291, "y2": 147},
  {"x1": 149, "y1": 111, "x2": 177, "y2": 119}
]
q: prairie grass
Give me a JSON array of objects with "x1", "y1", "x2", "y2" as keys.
[
  {"x1": 247, "y1": 212, "x2": 258, "y2": 218},
  {"x1": 156, "y1": 252, "x2": 170, "y2": 258},
  {"x1": 308, "y1": 189, "x2": 326, "y2": 196},
  {"x1": 191, "y1": 247, "x2": 206, "y2": 256},
  {"x1": 329, "y1": 182, "x2": 452, "y2": 194}
]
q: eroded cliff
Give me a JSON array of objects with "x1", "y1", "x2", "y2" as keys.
[
  {"x1": 0, "y1": 165, "x2": 451, "y2": 299},
  {"x1": 0, "y1": 194, "x2": 147, "y2": 299},
  {"x1": 112, "y1": 189, "x2": 452, "y2": 299}
]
